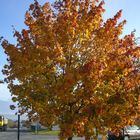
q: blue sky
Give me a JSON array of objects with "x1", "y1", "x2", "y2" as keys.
[{"x1": 0, "y1": 0, "x2": 140, "y2": 101}]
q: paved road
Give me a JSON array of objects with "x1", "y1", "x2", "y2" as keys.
[
  {"x1": 0, "y1": 130, "x2": 85, "y2": 140},
  {"x1": 0, "y1": 129, "x2": 103, "y2": 140}
]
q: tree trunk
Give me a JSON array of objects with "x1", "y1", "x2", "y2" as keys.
[
  {"x1": 95, "y1": 127, "x2": 98, "y2": 140},
  {"x1": 85, "y1": 135, "x2": 90, "y2": 140},
  {"x1": 67, "y1": 137, "x2": 73, "y2": 140},
  {"x1": 48, "y1": 125, "x2": 52, "y2": 131}
]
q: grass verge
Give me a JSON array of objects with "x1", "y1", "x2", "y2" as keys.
[{"x1": 32, "y1": 130, "x2": 60, "y2": 135}]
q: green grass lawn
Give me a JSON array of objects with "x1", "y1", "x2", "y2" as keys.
[{"x1": 33, "y1": 129, "x2": 60, "y2": 135}]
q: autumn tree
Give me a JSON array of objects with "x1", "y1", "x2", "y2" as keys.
[{"x1": 1, "y1": 0, "x2": 140, "y2": 140}]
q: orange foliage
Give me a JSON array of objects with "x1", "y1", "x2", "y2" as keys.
[{"x1": 1, "y1": 0, "x2": 140, "y2": 139}]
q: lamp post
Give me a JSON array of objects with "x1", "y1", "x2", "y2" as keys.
[
  {"x1": 10, "y1": 105, "x2": 20, "y2": 140},
  {"x1": 17, "y1": 110, "x2": 21, "y2": 140}
]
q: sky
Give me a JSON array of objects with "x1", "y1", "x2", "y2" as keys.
[{"x1": 0, "y1": 0, "x2": 140, "y2": 101}]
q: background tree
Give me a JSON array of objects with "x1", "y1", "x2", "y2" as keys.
[
  {"x1": 0, "y1": 80, "x2": 3, "y2": 83},
  {"x1": 1, "y1": 0, "x2": 140, "y2": 140}
]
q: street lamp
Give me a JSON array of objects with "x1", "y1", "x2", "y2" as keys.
[
  {"x1": 17, "y1": 111, "x2": 20, "y2": 140},
  {"x1": 10, "y1": 104, "x2": 20, "y2": 140}
]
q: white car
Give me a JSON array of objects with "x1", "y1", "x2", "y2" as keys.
[{"x1": 124, "y1": 125, "x2": 140, "y2": 140}]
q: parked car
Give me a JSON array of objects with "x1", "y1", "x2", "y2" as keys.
[{"x1": 124, "y1": 125, "x2": 140, "y2": 140}]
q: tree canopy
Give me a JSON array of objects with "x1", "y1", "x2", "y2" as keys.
[{"x1": 1, "y1": 0, "x2": 140, "y2": 140}]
